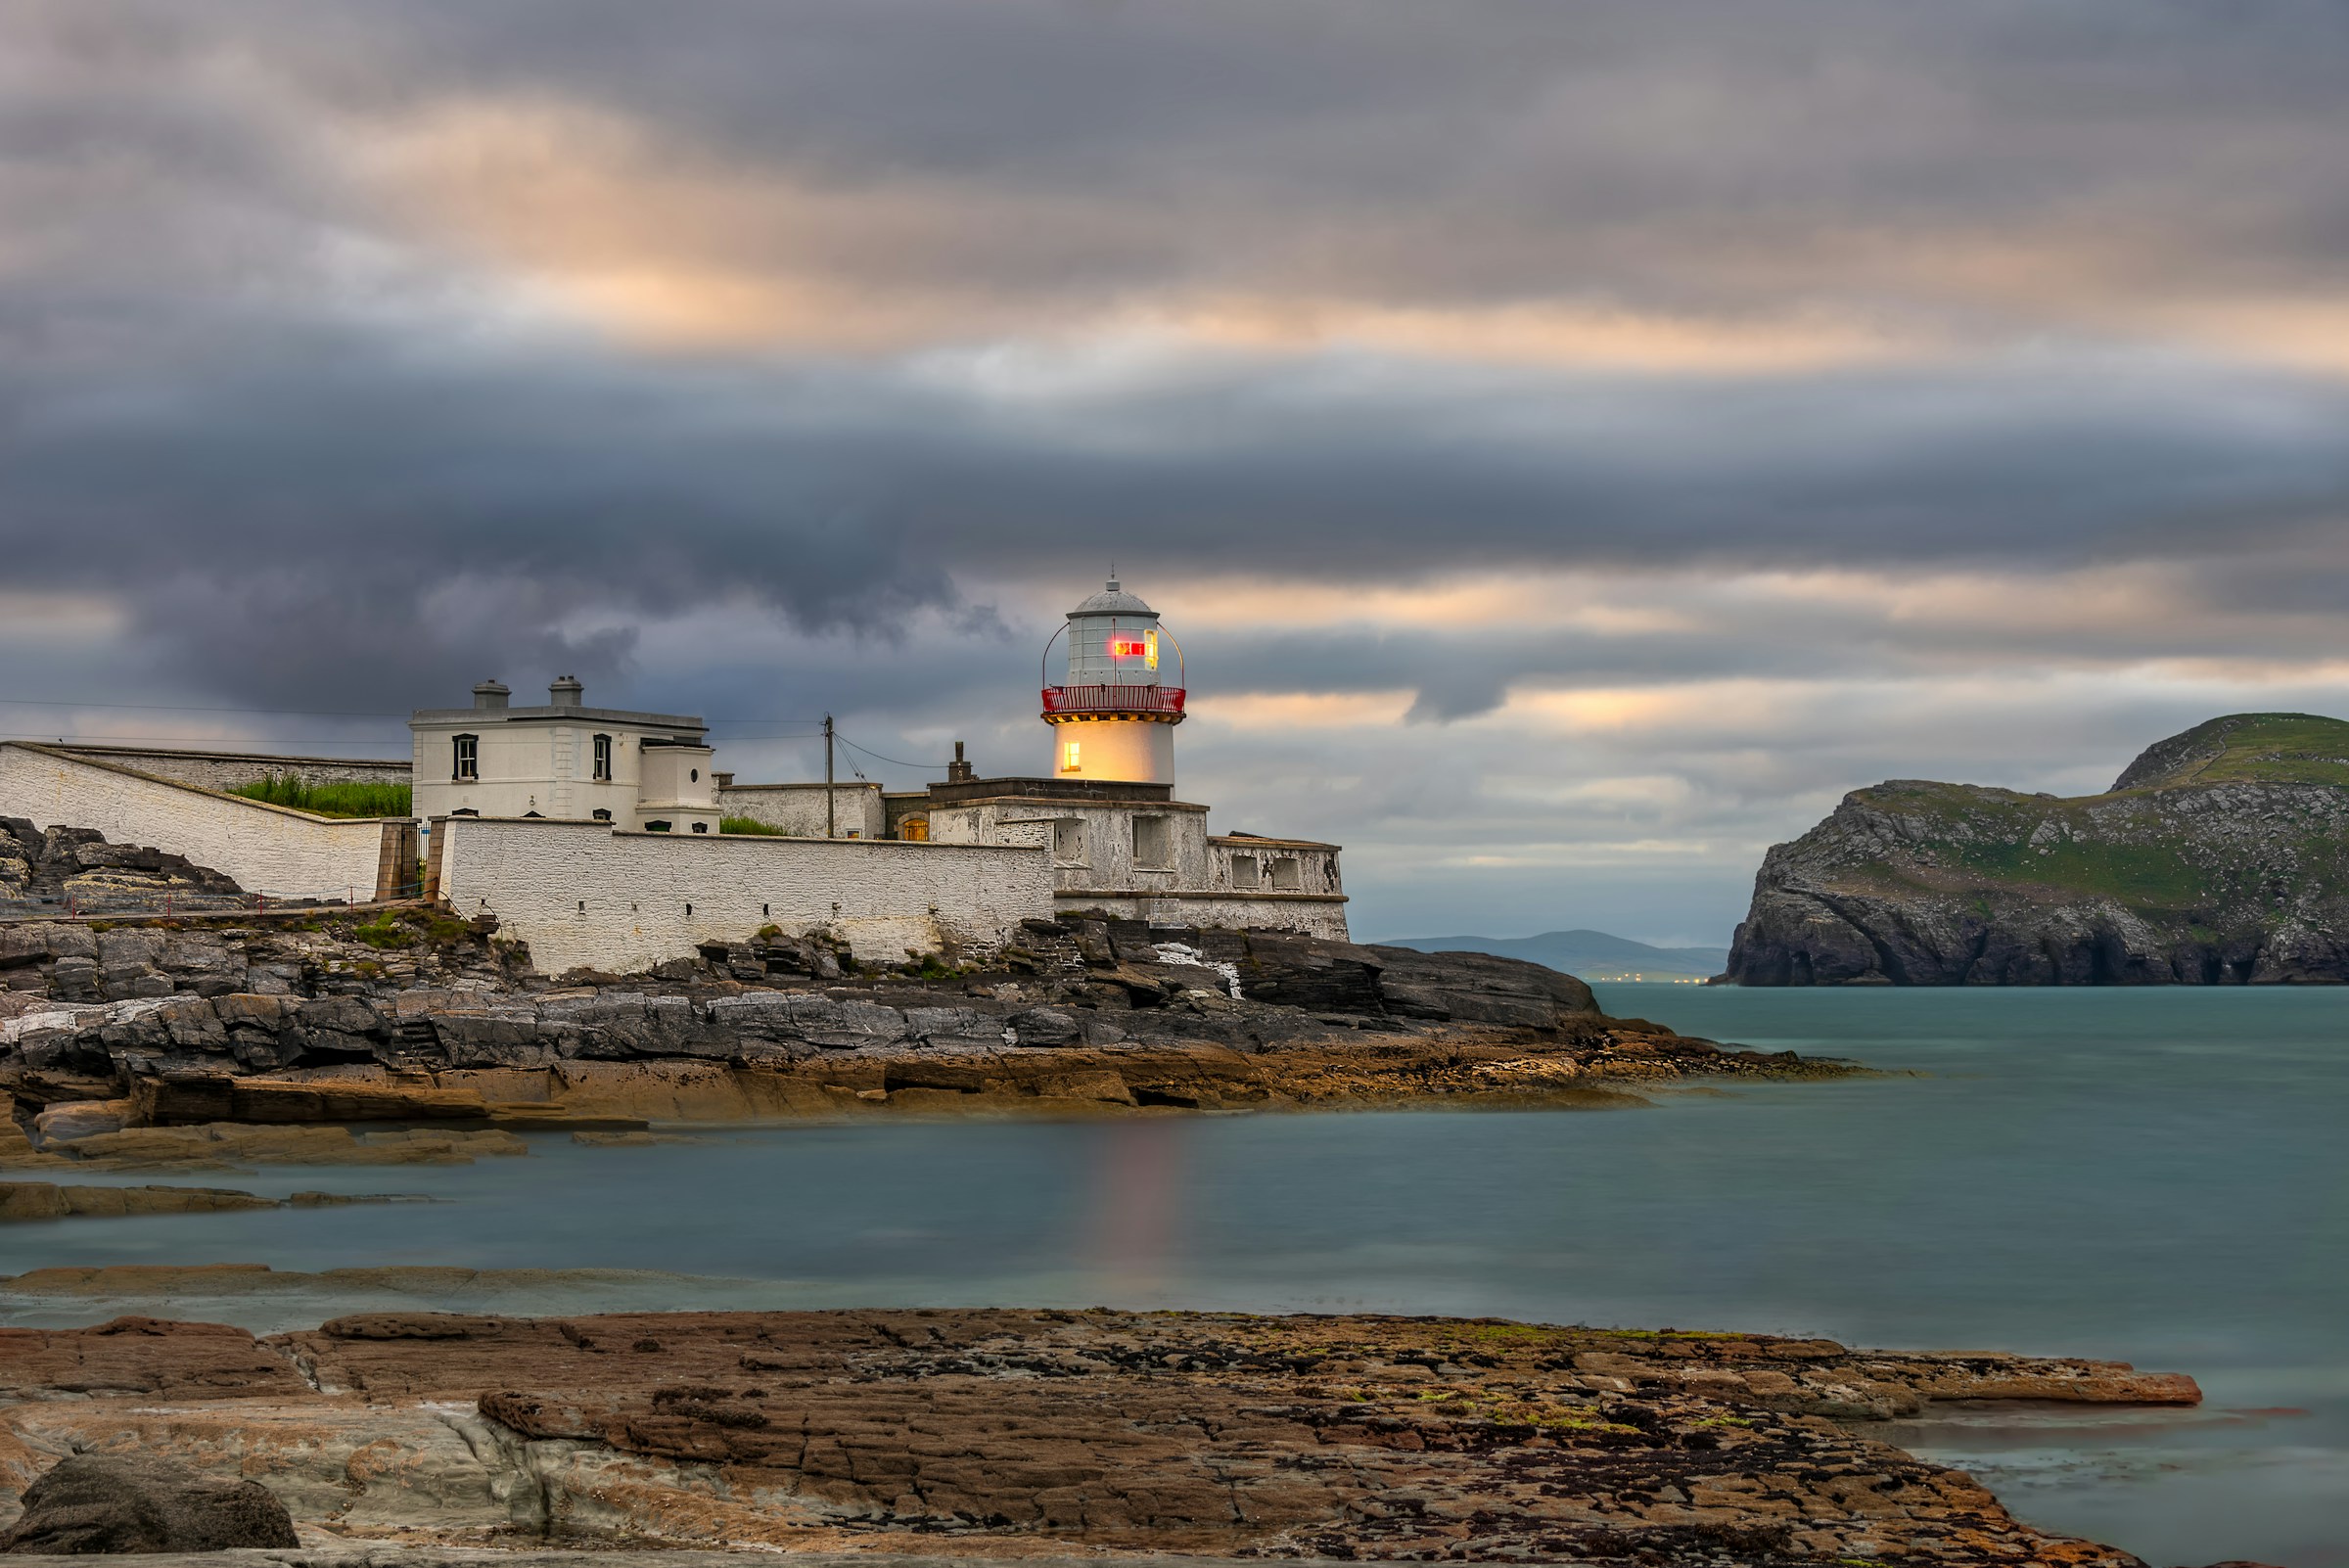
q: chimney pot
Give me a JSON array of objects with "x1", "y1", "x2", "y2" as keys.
[
  {"x1": 549, "y1": 675, "x2": 584, "y2": 708},
  {"x1": 472, "y1": 679, "x2": 510, "y2": 711}
]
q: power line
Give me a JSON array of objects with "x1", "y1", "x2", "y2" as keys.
[
  {"x1": 834, "y1": 733, "x2": 952, "y2": 770},
  {"x1": 0, "y1": 695, "x2": 831, "y2": 724}
]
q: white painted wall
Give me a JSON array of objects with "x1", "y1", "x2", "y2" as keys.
[
  {"x1": 52, "y1": 747, "x2": 412, "y2": 793},
  {"x1": 635, "y1": 746, "x2": 718, "y2": 833},
  {"x1": 1209, "y1": 837, "x2": 1344, "y2": 897},
  {"x1": 1057, "y1": 889, "x2": 1351, "y2": 939},
  {"x1": 411, "y1": 717, "x2": 716, "y2": 830},
  {"x1": 716, "y1": 782, "x2": 885, "y2": 839},
  {"x1": 436, "y1": 816, "x2": 1054, "y2": 974},
  {"x1": 0, "y1": 744, "x2": 392, "y2": 899},
  {"x1": 926, "y1": 797, "x2": 1212, "y2": 892}
]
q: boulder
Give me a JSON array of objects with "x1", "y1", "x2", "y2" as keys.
[
  {"x1": 29, "y1": 1098, "x2": 132, "y2": 1146},
  {"x1": 0, "y1": 1453, "x2": 299, "y2": 1552}
]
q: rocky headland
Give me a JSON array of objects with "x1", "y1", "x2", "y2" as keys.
[
  {"x1": 0, "y1": 1305, "x2": 2213, "y2": 1566},
  {"x1": 5, "y1": 869, "x2": 1845, "y2": 1172},
  {"x1": 1723, "y1": 713, "x2": 2349, "y2": 985}
]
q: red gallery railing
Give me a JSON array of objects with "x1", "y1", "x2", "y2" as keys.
[{"x1": 1040, "y1": 684, "x2": 1187, "y2": 716}]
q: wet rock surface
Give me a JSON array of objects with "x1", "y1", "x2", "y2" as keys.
[
  {"x1": 0, "y1": 1309, "x2": 2199, "y2": 1564},
  {"x1": 4, "y1": 907, "x2": 1843, "y2": 1152},
  {"x1": 0, "y1": 1453, "x2": 299, "y2": 1553}
]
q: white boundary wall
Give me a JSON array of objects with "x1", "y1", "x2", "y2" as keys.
[
  {"x1": 1056, "y1": 890, "x2": 1351, "y2": 940},
  {"x1": 437, "y1": 816, "x2": 1053, "y2": 974},
  {"x1": 0, "y1": 743, "x2": 391, "y2": 898}
]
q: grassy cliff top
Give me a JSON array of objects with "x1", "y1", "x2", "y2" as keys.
[{"x1": 2108, "y1": 713, "x2": 2349, "y2": 792}]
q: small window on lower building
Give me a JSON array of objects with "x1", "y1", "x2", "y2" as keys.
[
  {"x1": 592, "y1": 734, "x2": 613, "y2": 781},
  {"x1": 1270, "y1": 856, "x2": 1302, "y2": 890},
  {"x1": 1051, "y1": 818, "x2": 1087, "y2": 864},
  {"x1": 1230, "y1": 854, "x2": 1260, "y2": 888},
  {"x1": 1132, "y1": 814, "x2": 1173, "y2": 869},
  {"x1": 692, "y1": 821, "x2": 709, "y2": 832},
  {"x1": 591, "y1": 808, "x2": 612, "y2": 822},
  {"x1": 644, "y1": 819, "x2": 671, "y2": 833}
]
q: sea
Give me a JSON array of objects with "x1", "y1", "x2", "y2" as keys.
[{"x1": 4, "y1": 986, "x2": 2342, "y2": 1567}]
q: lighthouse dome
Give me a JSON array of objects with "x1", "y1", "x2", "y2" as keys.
[{"x1": 1070, "y1": 578, "x2": 1157, "y2": 619}]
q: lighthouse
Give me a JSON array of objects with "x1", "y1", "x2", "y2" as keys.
[{"x1": 1041, "y1": 576, "x2": 1185, "y2": 786}]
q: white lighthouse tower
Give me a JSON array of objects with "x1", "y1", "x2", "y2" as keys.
[{"x1": 1041, "y1": 576, "x2": 1185, "y2": 786}]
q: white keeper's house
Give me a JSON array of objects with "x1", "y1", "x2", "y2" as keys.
[{"x1": 408, "y1": 677, "x2": 721, "y2": 836}]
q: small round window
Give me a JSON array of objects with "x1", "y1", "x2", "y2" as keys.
[{"x1": 690, "y1": 768, "x2": 699, "y2": 782}]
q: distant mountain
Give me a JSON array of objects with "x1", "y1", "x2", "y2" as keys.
[
  {"x1": 1378, "y1": 929, "x2": 1729, "y2": 981},
  {"x1": 1724, "y1": 712, "x2": 2349, "y2": 985}
]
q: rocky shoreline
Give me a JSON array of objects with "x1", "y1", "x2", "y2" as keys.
[
  {"x1": 0, "y1": 1305, "x2": 2212, "y2": 1566},
  {"x1": 5, "y1": 906, "x2": 1848, "y2": 1171}
]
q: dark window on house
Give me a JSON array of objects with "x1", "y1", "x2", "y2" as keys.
[
  {"x1": 452, "y1": 734, "x2": 479, "y2": 780},
  {"x1": 645, "y1": 819, "x2": 671, "y2": 833},
  {"x1": 690, "y1": 767, "x2": 700, "y2": 783},
  {"x1": 592, "y1": 734, "x2": 613, "y2": 781},
  {"x1": 591, "y1": 808, "x2": 612, "y2": 822},
  {"x1": 692, "y1": 821, "x2": 709, "y2": 833}
]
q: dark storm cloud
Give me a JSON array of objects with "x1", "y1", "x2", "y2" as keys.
[{"x1": 5, "y1": 0, "x2": 2349, "y2": 942}]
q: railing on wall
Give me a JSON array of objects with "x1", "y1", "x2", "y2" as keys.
[{"x1": 1039, "y1": 684, "x2": 1187, "y2": 716}]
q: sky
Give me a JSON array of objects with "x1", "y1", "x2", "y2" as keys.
[{"x1": 4, "y1": 1, "x2": 2348, "y2": 945}]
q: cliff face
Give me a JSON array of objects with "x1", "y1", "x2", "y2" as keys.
[{"x1": 1724, "y1": 714, "x2": 2349, "y2": 985}]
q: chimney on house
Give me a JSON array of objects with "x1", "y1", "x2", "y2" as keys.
[
  {"x1": 472, "y1": 679, "x2": 510, "y2": 711},
  {"x1": 549, "y1": 675, "x2": 584, "y2": 708},
  {"x1": 946, "y1": 740, "x2": 977, "y2": 783}
]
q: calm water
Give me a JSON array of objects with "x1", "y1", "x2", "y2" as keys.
[{"x1": 4, "y1": 987, "x2": 2343, "y2": 1566}]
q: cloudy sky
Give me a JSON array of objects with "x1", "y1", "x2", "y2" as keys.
[{"x1": 5, "y1": 1, "x2": 2348, "y2": 943}]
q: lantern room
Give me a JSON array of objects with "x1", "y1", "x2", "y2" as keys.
[{"x1": 1041, "y1": 576, "x2": 1186, "y2": 786}]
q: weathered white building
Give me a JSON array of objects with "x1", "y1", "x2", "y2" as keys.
[
  {"x1": 409, "y1": 678, "x2": 719, "y2": 835},
  {"x1": 0, "y1": 578, "x2": 1348, "y2": 964}
]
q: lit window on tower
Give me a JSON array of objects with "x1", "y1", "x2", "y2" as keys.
[{"x1": 1063, "y1": 740, "x2": 1082, "y2": 772}]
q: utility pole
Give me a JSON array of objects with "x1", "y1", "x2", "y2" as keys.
[{"x1": 823, "y1": 714, "x2": 836, "y2": 838}]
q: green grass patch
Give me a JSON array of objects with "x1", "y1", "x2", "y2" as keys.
[
  {"x1": 351, "y1": 912, "x2": 416, "y2": 949},
  {"x1": 720, "y1": 815, "x2": 785, "y2": 836},
  {"x1": 2119, "y1": 713, "x2": 2349, "y2": 789},
  {"x1": 232, "y1": 776, "x2": 412, "y2": 818}
]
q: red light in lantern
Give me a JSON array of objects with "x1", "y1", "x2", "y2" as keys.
[{"x1": 1107, "y1": 636, "x2": 1148, "y2": 658}]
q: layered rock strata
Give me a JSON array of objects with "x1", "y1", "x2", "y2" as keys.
[
  {"x1": 0, "y1": 1309, "x2": 2203, "y2": 1565},
  {"x1": 0, "y1": 819, "x2": 245, "y2": 913}
]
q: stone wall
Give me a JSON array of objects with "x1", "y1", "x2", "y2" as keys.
[
  {"x1": 1055, "y1": 889, "x2": 1352, "y2": 940},
  {"x1": 715, "y1": 783, "x2": 886, "y2": 839},
  {"x1": 928, "y1": 796, "x2": 1214, "y2": 891},
  {"x1": 0, "y1": 744, "x2": 399, "y2": 901},
  {"x1": 50, "y1": 746, "x2": 412, "y2": 793},
  {"x1": 435, "y1": 816, "x2": 1053, "y2": 973}
]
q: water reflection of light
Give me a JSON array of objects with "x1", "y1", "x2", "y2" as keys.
[{"x1": 1082, "y1": 1120, "x2": 1193, "y2": 1302}]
